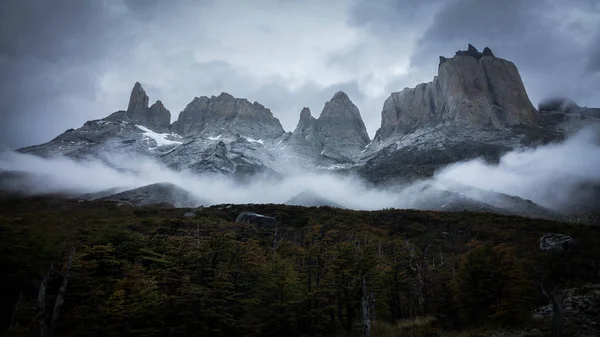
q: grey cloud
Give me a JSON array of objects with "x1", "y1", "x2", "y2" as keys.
[
  {"x1": 2, "y1": 0, "x2": 600, "y2": 150},
  {"x1": 588, "y1": 32, "x2": 600, "y2": 72},
  {"x1": 0, "y1": 0, "x2": 130, "y2": 149},
  {"x1": 409, "y1": 0, "x2": 600, "y2": 107}
]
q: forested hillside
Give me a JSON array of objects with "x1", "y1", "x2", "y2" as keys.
[{"x1": 1, "y1": 196, "x2": 599, "y2": 337}]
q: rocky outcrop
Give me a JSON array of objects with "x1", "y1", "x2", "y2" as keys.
[
  {"x1": 187, "y1": 141, "x2": 236, "y2": 174},
  {"x1": 317, "y1": 91, "x2": 370, "y2": 158},
  {"x1": 146, "y1": 100, "x2": 171, "y2": 133},
  {"x1": 357, "y1": 45, "x2": 553, "y2": 185},
  {"x1": 287, "y1": 107, "x2": 324, "y2": 159},
  {"x1": 106, "y1": 82, "x2": 172, "y2": 133},
  {"x1": 127, "y1": 82, "x2": 150, "y2": 122},
  {"x1": 103, "y1": 83, "x2": 171, "y2": 132},
  {"x1": 538, "y1": 97, "x2": 600, "y2": 132},
  {"x1": 291, "y1": 108, "x2": 318, "y2": 141},
  {"x1": 454, "y1": 43, "x2": 495, "y2": 60},
  {"x1": 288, "y1": 92, "x2": 370, "y2": 162},
  {"x1": 171, "y1": 93, "x2": 285, "y2": 141},
  {"x1": 374, "y1": 45, "x2": 540, "y2": 144}
]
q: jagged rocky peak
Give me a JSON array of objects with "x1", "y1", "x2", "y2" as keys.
[
  {"x1": 318, "y1": 91, "x2": 370, "y2": 146},
  {"x1": 288, "y1": 107, "x2": 322, "y2": 159},
  {"x1": 330, "y1": 91, "x2": 351, "y2": 102},
  {"x1": 171, "y1": 92, "x2": 285, "y2": 141},
  {"x1": 127, "y1": 82, "x2": 150, "y2": 117},
  {"x1": 375, "y1": 44, "x2": 540, "y2": 142},
  {"x1": 292, "y1": 107, "x2": 317, "y2": 135},
  {"x1": 455, "y1": 44, "x2": 494, "y2": 60},
  {"x1": 147, "y1": 100, "x2": 171, "y2": 133},
  {"x1": 290, "y1": 91, "x2": 370, "y2": 161},
  {"x1": 299, "y1": 107, "x2": 313, "y2": 120},
  {"x1": 105, "y1": 82, "x2": 171, "y2": 133},
  {"x1": 439, "y1": 45, "x2": 495, "y2": 66}
]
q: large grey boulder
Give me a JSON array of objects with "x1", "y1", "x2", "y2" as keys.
[{"x1": 539, "y1": 233, "x2": 575, "y2": 252}]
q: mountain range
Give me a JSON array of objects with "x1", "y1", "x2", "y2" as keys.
[{"x1": 6, "y1": 44, "x2": 600, "y2": 220}]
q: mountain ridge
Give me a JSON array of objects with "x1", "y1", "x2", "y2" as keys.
[
  {"x1": 11, "y1": 44, "x2": 600, "y2": 219},
  {"x1": 17, "y1": 44, "x2": 588, "y2": 176}
]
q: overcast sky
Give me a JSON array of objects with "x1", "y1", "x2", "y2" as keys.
[{"x1": 1, "y1": 0, "x2": 599, "y2": 149}]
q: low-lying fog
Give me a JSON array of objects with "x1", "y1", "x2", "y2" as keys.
[{"x1": 1, "y1": 126, "x2": 599, "y2": 212}]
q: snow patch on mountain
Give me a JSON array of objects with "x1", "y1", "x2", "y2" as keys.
[
  {"x1": 136, "y1": 125, "x2": 182, "y2": 148},
  {"x1": 243, "y1": 136, "x2": 264, "y2": 144}
]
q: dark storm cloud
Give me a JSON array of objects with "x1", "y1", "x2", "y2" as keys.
[
  {"x1": 0, "y1": 0, "x2": 367, "y2": 149},
  {"x1": 0, "y1": 0, "x2": 128, "y2": 149},
  {"x1": 1, "y1": 0, "x2": 599, "y2": 150},
  {"x1": 407, "y1": 0, "x2": 600, "y2": 107}
]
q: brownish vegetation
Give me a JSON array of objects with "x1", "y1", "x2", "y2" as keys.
[{"x1": 1, "y1": 196, "x2": 599, "y2": 336}]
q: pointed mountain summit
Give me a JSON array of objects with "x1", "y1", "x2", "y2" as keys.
[
  {"x1": 145, "y1": 100, "x2": 171, "y2": 133},
  {"x1": 127, "y1": 82, "x2": 150, "y2": 120},
  {"x1": 289, "y1": 92, "x2": 370, "y2": 163},
  {"x1": 316, "y1": 91, "x2": 370, "y2": 158},
  {"x1": 171, "y1": 92, "x2": 285, "y2": 141},
  {"x1": 105, "y1": 82, "x2": 171, "y2": 132},
  {"x1": 293, "y1": 107, "x2": 317, "y2": 134},
  {"x1": 288, "y1": 107, "x2": 323, "y2": 160}
]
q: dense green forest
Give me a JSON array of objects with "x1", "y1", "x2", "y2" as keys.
[{"x1": 1, "y1": 195, "x2": 599, "y2": 337}]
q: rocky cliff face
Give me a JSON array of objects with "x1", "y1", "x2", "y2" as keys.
[
  {"x1": 374, "y1": 44, "x2": 540, "y2": 144},
  {"x1": 317, "y1": 91, "x2": 370, "y2": 159},
  {"x1": 357, "y1": 45, "x2": 555, "y2": 184},
  {"x1": 171, "y1": 93, "x2": 285, "y2": 141},
  {"x1": 288, "y1": 108, "x2": 323, "y2": 159},
  {"x1": 127, "y1": 82, "x2": 151, "y2": 123},
  {"x1": 109, "y1": 82, "x2": 172, "y2": 133},
  {"x1": 288, "y1": 92, "x2": 370, "y2": 163}
]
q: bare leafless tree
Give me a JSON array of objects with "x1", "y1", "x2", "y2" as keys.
[
  {"x1": 37, "y1": 247, "x2": 76, "y2": 337},
  {"x1": 406, "y1": 240, "x2": 446, "y2": 311},
  {"x1": 361, "y1": 276, "x2": 371, "y2": 337}
]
